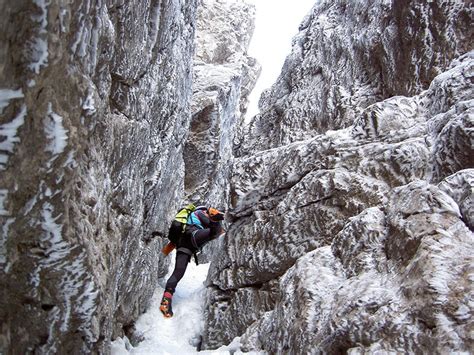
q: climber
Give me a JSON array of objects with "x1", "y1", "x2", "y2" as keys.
[{"x1": 160, "y1": 206, "x2": 225, "y2": 318}]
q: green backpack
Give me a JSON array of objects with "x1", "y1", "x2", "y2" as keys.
[{"x1": 167, "y1": 204, "x2": 196, "y2": 245}]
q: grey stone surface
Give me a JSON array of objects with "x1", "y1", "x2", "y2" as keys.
[
  {"x1": 1, "y1": 0, "x2": 473, "y2": 353},
  {"x1": 202, "y1": 1, "x2": 474, "y2": 352},
  {"x1": 237, "y1": 0, "x2": 473, "y2": 154},
  {"x1": 185, "y1": 0, "x2": 260, "y2": 209},
  {"x1": 0, "y1": 0, "x2": 197, "y2": 353}
]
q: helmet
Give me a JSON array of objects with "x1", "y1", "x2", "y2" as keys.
[{"x1": 208, "y1": 207, "x2": 225, "y2": 221}]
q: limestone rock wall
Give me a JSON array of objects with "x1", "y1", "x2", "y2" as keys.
[
  {"x1": 0, "y1": 0, "x2": 197, "y2": 353},
  {"x1": 1, "y1": 0, "x2": 472, "y2": 353},
  {"x1": 185, "y1": 0, "x2": 260, "y2": 208},
  {"x1": 237, "y1": 0, "x2": 473, "y2": 154},
  {"x1": 202, "y1": 0, "x2": 474, "y2": 352}
]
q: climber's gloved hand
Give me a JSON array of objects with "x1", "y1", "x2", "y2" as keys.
[{"x1": 208, "y1": 207, "x2": 225, "y2": 222}]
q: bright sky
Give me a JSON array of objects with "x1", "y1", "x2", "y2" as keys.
[{"x1": 245, "y1": 0, "x2": 316, "y2": 119}]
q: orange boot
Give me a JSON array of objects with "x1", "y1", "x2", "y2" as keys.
[{"x1": 160, "y1": 291, "x2": 173, "y2": 318}]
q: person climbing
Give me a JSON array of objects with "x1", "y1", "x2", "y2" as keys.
[{"x1": 160, "y1": 206, "x2": 225, "y2": 318}]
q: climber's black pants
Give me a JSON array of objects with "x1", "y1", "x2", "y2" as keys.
[
  {"x1": 164, "y1": 228, "x2": 217, "y2": 293},
  {"x1": 165, "y1": 252, "x2": 191, "y2": 293}
]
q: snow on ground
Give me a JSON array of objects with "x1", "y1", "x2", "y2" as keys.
[{"x1": 111, "y1": 251, "x2": 260, "y2": 355}]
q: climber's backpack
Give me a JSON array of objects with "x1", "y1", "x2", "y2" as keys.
[{"x1": 167, "y1": 203, "x2": 197, "y2": 245}]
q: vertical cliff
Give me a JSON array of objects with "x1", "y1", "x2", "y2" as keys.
[
  {"x1": 0, "y1": 0, "x2": 197, "y2": 353},
  {"x1": 203, "y1": 0, "x2": 473, "y2": 353},
  {"x1": 1, "y1": 0, "x2": 472, "y2": 353},
  {"x1": 185, "y1": 0, "x2": 260, "y2": 208},
  {"x1": 237, "y1": 0, "x2": 473, "y2": 154}
]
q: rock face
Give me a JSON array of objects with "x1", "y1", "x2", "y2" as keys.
[
  {"x1": 185, "y1": 0, "x2": 260, "y2": 208},
  {"x1": 0, "y1": 0, "x2": 197, "y2": 353},
  {"x1": 236, "y1": 0, "x2": 473, "y2": 154},
  {"x1": 1, "y1": 0, "x2": 472, "y2": 353},
  {"x1": 202, "y1": 0, "x2": 473, "y2": 353}
]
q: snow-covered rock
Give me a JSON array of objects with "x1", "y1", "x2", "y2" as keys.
[
  {"x1": 202, "y1": 0, "x2": 474, "y2": 352},
  {"x1": 185, "y1": 0, "x2": 260, "y2": 208},
  {"x1": 0, "y1": 0, "x2": 198, "y2": 353},
  {"x1": 1, "y1": 0, "x2": 472, "y2": 353},
  {"x1": 237, "y1": 0, "x2": 473, "y2": 154}
]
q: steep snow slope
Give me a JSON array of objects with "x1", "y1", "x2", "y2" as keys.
[
  {"x1": 111, "y1": 259, "x2": 211, "y2": 354},
  {"x1": 111, "y1": 257, "x2": 260, "y2": 355}
]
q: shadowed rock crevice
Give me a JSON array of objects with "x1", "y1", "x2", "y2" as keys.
[{"x1": 183, "y1": 0, "x2": 260, "y2": 212}]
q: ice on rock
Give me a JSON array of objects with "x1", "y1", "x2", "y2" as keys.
[
  {"x1": 1, "y1": 0, "x2": 200, "y2": 353},
  {"x1": 202, "y1": 1, "x2": 473, "y2": 353},
  {"x1": 0, "y1": 190, "x2": 9, "y2": 216},
  {"x1": 0, "y1": 89, "x2": 24, "y2": 113},
  {"x1": 44, "y1": 103, "x2": 68, "y2": 156},
  {"x1": 1, "y1": 0, "x2": 473, "y2": 353},
  {"x1": 438, "y1": 169, "x2": 474, "y2": 229},
  {"x1": 0, "y1": 104, "x2": 27, "y2": 170}
]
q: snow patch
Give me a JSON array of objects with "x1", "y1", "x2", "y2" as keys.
[
  {"x1": 59, "y1": 8, "x2": 68, "y2": 33},
  {"x1": 23, "y1": 193, "x2": 38, "y2": 215},
  {"x1": 39, "y1": 202, "x2": 98, "y2": 339},
  {"x1": 125, "y1": 259, "x2": 210, "y2": 354},
  {"x1": 32, "y1": 0, "x2": 49, "y2": 30},
  {"x1": 29, "y1": 0, "x2": 50, "y2": 74},
  {"x1": 111, "y1": 337, "x2": 133, "y2": 354},
  {"x1": 28, "y1": 36, "x2": 49, "y2": 74},
  {"x1": 112, "y1": 256, "x2": 255, "y2": 354},
  {"x1": 70, "y1": 13, "x2": 84, "y2": 55},
  {"x1": 41, "y1": 202, "x2": 67, "y2": 264},
  {"x1": 44, "y1": 103, "x2": 68, "y2": 166},
  {"x1": 0, "y1": 89, "x2": 24, "y2": 114},
  {"x1": 0, "y1": 218, "x2": 15, "y2": 265},
  {"x1": 82, "y1": 91, "x2": 96, "y2": 115},
  {"x1": 64, "y1": 150, "x2": 77, "y2": 169},
  {"x1": 0, "y1": 104, "x2": 27, "y2": 170}
]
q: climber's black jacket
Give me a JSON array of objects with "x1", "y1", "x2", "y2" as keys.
[{"x1": 177, "y1": 209, "x2": 223, "y2": 254}]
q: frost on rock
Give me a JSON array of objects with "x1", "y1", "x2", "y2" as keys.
[
  {"x1": 237, "y1": 0, "x2": 473, "y2": 154},
  {"x1": 28, "y1": 37, "x2": 49, "y2": 74},
  {"x1": 202, "y1": 1, "x2": 474, "y2": 352},
  {"x1": 44, "y1": 103, "x2": 68, "y2": 164},
  {"x1": 1, "y1": 0, "x2": 472, "y2": 353},
  {"x1": 185, "y1": 0, "x2": 260, "y2": 211},
  {"x1": 426, "y1": 52, "x2": 474, "y2": 182},
  {"x1": 0, "y1": 104, "x2": 27, "y2": 170},
  {"x1": 0, "y1": 190, "x2": 9, "y2": 216},
  {"x1": 0, "y1": 88, "x2": 24, "y2": 113},
  {"x1": 1, "y1": 0, "x2": 199, "y2": 353},
  {"x1": 28, "y1": 0, "x2": 50, "y2": 74},
  {"x1": 438, "y1": 169, "x2": 474, "y2": 231},
  {"x1": 34, "y1": 202, "x2": 99, "y2": 350}
]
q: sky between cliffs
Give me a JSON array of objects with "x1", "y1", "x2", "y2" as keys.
[{"x1": 245, "y1": 0, "x2": 316, "y2": 119}]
